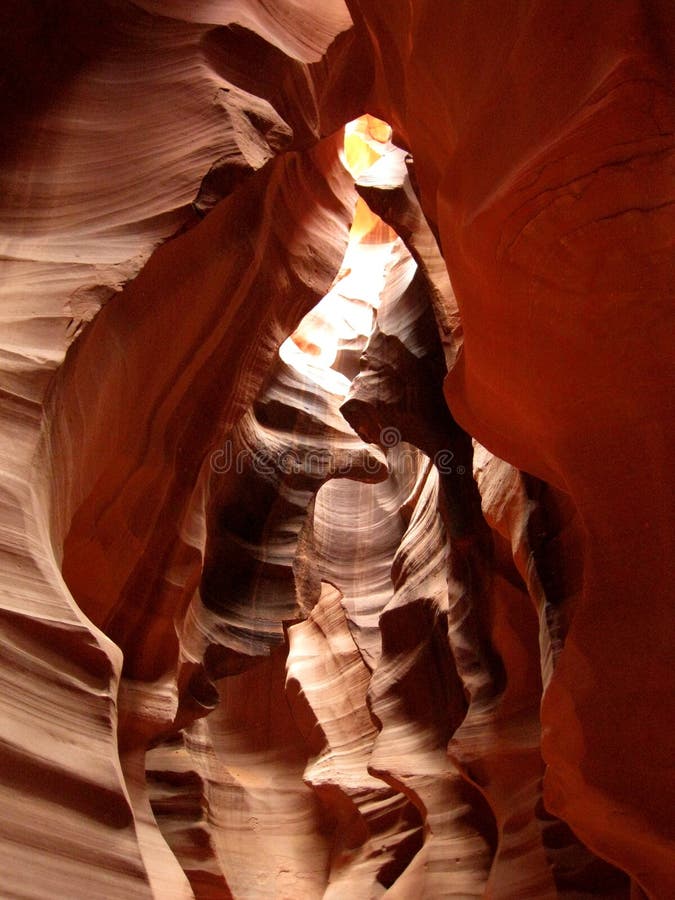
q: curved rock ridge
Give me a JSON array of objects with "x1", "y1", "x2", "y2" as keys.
[
  {"x1": 332, "y1": 212, "x2": 628, "y2": 898},
  {"x1": 1, "y1": 8, "x2": 363, "y2": 882},
  {"x1": 0, "y1": 0, "x2": 368, "y2": 406},
  {"x1": 55, "y1": 132, "x2": 359, "y2": 897},
  {"x1": 286, "y1": 584, "x2": 424, "y2": 897},
  {"x1": 130, "y1": 0, "x2": 353, "y2": 64},
  {"x1": 54, "y1": 132, "x2": 354, "y2": 665},
  {"x1": 146, "y1": 732, "x2": 233, "y2": 898},
  {"x1": 151, "y1": 645, "x2": 332, "y2": 899},
  {"x1": 346, "y1": 2, "x2": 675, "y2": 895},
  {"x1": 1, "y1": 2, "x2": 672, "y2": 898},
  {"x1": 366, "y1": 462, "x2": 495, "y2": 900},
  {"x1": 127, "y1": 133, "x2": 426, "y2": 896},
  {"x1": 179, "y1": 309, "x2": 388, "y2": 691}
]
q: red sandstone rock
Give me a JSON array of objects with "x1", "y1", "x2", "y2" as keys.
[
  {"x1": 347, "y1": 2, "x2": 675, "y2": 895},
  {"x1": 0, "y1": 2, "x2": 672, "y2": 898}
]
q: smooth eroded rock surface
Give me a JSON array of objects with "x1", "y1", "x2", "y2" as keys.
[{"x1": 1, "y1": 2, "x2": 672, "y2": 898}]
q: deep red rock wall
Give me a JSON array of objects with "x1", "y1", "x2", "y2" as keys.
[
  {"x1": 0, "y1": 2, "x2": 673, "y2": 898},
  {"x1": 348, "y1": 1, "x2": 675, "y2": 895}
]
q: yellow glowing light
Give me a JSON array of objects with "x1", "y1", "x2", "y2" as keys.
[
  {"x1": 280, "y1": 115, "x2": 400, "y2": 382},
  {"x1": 343, "y1": 115, "x2": 398, "y2": 242},
  {"x1": 343, "y1": 114, "x2": 393, "y2": 178}
]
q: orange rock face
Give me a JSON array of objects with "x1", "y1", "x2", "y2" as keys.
[{"x1": 1, "y1": 2, "x2": 673, "y2": 898}]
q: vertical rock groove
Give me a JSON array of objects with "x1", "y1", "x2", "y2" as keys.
[{"x1": 0, "y1": 2, "x2": 672, "y2": 897}]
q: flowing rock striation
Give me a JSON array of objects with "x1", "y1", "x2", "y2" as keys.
[{"x1": 0, "y1": 2, "x2": 673, "y2": 898}]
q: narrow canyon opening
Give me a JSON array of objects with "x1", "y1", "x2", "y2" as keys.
[
  {"x1": 50, "y1": 115, "x2": 629, "y2": 898},
  {"x1": 2, "y1": 4, "x2": 672, "y2": 899}
]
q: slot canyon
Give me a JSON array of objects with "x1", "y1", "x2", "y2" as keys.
[{"x1": 0, "y1": 1, "x2": 673, "y2": 897}]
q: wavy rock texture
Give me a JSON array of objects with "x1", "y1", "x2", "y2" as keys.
[
  {"x1": 1, "y1": 2, "x2": 673, "y2": 899},
  {"x1": 346, "y1": 2, "x2": 675, "y2": 896}
]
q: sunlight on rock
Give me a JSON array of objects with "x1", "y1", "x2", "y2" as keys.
[{"x1": 281, "y1": 116, "x2": 405, "y2": 385}]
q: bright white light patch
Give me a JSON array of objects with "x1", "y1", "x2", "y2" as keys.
[{"x1": 280, "y1": 114, "x2": 408, "y2": 386}]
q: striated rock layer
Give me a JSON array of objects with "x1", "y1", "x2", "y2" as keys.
[
  {"x1": 345, "y1": 2, "x2": 675, "y2": 896},
  {"x1": 0, "y1": 2, "x2": 673, "y2": 898}
]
